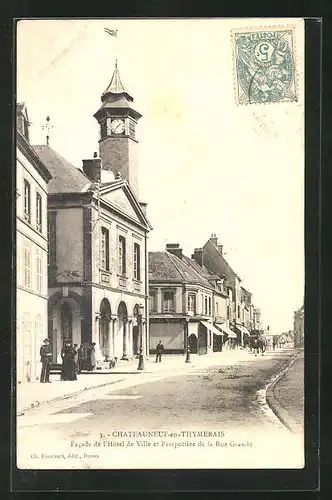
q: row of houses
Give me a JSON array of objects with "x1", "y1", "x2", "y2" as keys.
[
  {"x1": 148, "y1": 240, "x2": 261, "y2": 355},
  {"x1": 16, "y1": 59, "x2": 261, "y2": 383}
]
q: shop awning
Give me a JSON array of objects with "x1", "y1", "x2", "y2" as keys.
[
  {"x1": 236, "y1": 324, "x2": 250, "y2": 335},
  {"x1": 215, "y1": 323, "x2": 237, "y2": 338},
  {"x1": 200, "y1": 320, "x2": 224, "y2": 337}
]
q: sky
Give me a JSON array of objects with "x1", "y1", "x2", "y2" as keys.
[{"x1": 16, "y1": 18, "x2": 305, "y2": 333}]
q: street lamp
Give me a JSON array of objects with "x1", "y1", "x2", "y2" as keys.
[
  {"x1": 185, "y1": 314, "x2": 191, "y2": 363},
  {"x1": 137, "y1": 304, "x2": 145, "y2": 371}
]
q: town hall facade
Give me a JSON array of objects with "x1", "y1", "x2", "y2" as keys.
[{"x1": 34, "y1": 61, "x2": 152, "y2": 364}]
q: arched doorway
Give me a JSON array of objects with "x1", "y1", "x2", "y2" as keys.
[
  {"x1": 118, "y1": 301, "x2": 128, "y2": 359},
  {"x1": 100, "y1": 299, "x2": 111, "y2": 358},
  {"x1": 133, "y1": 304, "x2": 140, "y2": 356},
  {"x1": 188, "y1": 333, "x2": 197, "y2": 354},
  {"x1": 49, "y1": 294, "x2": 83, "y2": 363}
]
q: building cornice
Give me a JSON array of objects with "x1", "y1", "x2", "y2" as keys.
[{"x1": 17, "y1": 132, "x2": 52, "y2": 182}]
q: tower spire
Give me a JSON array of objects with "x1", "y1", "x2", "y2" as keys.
[{"x1": 101, "y1": 60, "x2": 133, "y2": 102}]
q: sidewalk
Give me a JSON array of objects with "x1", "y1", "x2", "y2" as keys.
[
  {"x1": 266, "y1": 350, "x2": 304, "y2": 434},
  {"x1": 15, "y1": 348, "x2": 258, "y2": 415}
]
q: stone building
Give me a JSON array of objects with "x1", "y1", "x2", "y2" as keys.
[
  {"x1": 193, "y1": 234, "x2": 251, "y2": 345},
  {"x1": 149, "y1": 244, "x2": 235, "y2": 355},
  {"x1": 149, "y1": 244, "x2": 228, "y2": 355},
  {"x1": 187, "y1": 253, "x2": 236, "y2": 348},
  {"x1": 33, "y1": 61, "x2": 152, "y2": 364},
  {"x1": 293, "y1": 305, "x2": 304, "y2": 347},
  {"x1": 240, "y1": 286, "x2": 254, "y2": 330},
  {"x1": 16, "y1": 103, "x2": 52, "y2": 382},
  {"x1": 253, "y1": 308, "x2": 262, "y2": 330}
]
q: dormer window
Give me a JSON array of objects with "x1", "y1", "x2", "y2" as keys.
[{"x1": 23, "y1": 116, "x2": 30, "y2": 141}]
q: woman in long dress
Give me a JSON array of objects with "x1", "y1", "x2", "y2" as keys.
[{"x1": 60, "y1": 339, "x2": 77, "y2": 381}]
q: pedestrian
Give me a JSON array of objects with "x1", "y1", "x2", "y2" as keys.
[
  {"x1": 60, "y1": 339, "x2": 77, "y2": 381},
  {"x1": 40, "y1": 338, "x2": 52, "y2": 383},
  {"x1": 90, "y1": 342, "x2": 96, "y2": 371},
  {"x1": 155, "y1": 340, "x2": 164, "y2": 363},
  {"x1": 77, "y1": 344, "x2": 84, "y2": 373},
  {"x1": 73, "y1": 344, "x2": 79, "y2": 375}
]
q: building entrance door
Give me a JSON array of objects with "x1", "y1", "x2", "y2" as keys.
[{"x1": 188, "y1": 334, "x2": 197, "y2": 354}]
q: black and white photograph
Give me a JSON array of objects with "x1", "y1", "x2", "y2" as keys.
[{"x1": 15, "y1": 18, "x2": 305, "y2": 470}]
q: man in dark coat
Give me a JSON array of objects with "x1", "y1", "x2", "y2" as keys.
[
  {"x1": 155, "y1": 341, "x2": 164, "y2": 363},
  {"x1": 40, "y1": 338, "x2": 52, "y2": 383}
]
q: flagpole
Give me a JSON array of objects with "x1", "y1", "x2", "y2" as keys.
[{"x1": 104, "y1": 27, "x2": 118, "y2": 64}]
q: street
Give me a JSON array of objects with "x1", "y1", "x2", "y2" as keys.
[{"x1": 17, "y1": 349, "x2": 304, "y2": 470}]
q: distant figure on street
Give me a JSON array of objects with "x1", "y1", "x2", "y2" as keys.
[
  {"x1": 155, "y1": 341, "x2": 164, "y2": 363},
  {"x1": 60, "y1": 339, "x2": 77, "y2": 381},
  {"x1": 40, "y1": 338, "x2": 52, "y2": 383},
  {"x1": 108, "y1": 357, "x2": 118, "y2": 369}
]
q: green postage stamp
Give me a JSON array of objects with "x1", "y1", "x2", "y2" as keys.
[{"x1": 232, "y1": 27, "x2": 297, "y2": 105}]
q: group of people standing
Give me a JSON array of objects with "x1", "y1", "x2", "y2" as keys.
[{"x1": 39, "y1": 338, "x2": 97, "y2": 383}]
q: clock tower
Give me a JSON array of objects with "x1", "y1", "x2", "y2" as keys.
[{"x1": 94, "y1": 60, "x2": 142, "y2": 196}]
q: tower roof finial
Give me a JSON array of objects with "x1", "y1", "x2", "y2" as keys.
[{"x1": 101, "y1": 60, "x2": 133, "y2": 102}]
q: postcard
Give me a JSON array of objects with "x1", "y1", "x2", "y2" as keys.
[{"x1": 15, "y1": 18, "x2": 305, "y2": 471}]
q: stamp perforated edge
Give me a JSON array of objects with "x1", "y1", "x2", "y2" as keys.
[{"x1": 231, "y1": 24, "x2": 300, "y2": 106}]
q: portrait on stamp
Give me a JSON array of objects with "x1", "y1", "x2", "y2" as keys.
[
  {"x1": 15, "y1": 18, "x2": 305, "y2": 472},
  {"x1": 233, "y1": 27, "x2": 297, "y2": 105}
]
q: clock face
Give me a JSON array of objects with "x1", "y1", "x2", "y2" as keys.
[{"x1": 110, "y1": 119, "x2": 125, "y2": 134}]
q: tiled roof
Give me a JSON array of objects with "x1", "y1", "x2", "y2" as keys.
[
  {"x1": 149, "y1": 252, "x2": 183, "y2": 281},
  {"x1": 183, "y1": 255, "x2": 229, "y2": 296},
  {"x1": 33, "y1": 145, "x2": 92, "y2": 194},
  {"x1": 203, "y1": 239, "x2": 241, "y2": 281},
  {"x1": 183, "y1": 255, "x2": 212, "y2": 280},
  {"x1": 149, "y1": 251, "x2": 213, "y2": 288}
]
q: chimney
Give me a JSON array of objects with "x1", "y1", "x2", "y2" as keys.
[
  {"x1": 82, "y1": 155, "x2": 101, "y2": 182},
  {"x1": 139, "y1": 201, "x2": 147, "y2": 216},
  {"x1": 210, "y1": 233, "x2": 218, "y2": 247},
  {"x1": 166, "y1": 243, "x2": 183, "y2": 260},
  {"x1": 192, "y1": 247, "x2": 203, "y2": 267},
  {"x1": 217, "y1": 244, "x2": 223, "y2": 255}
]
